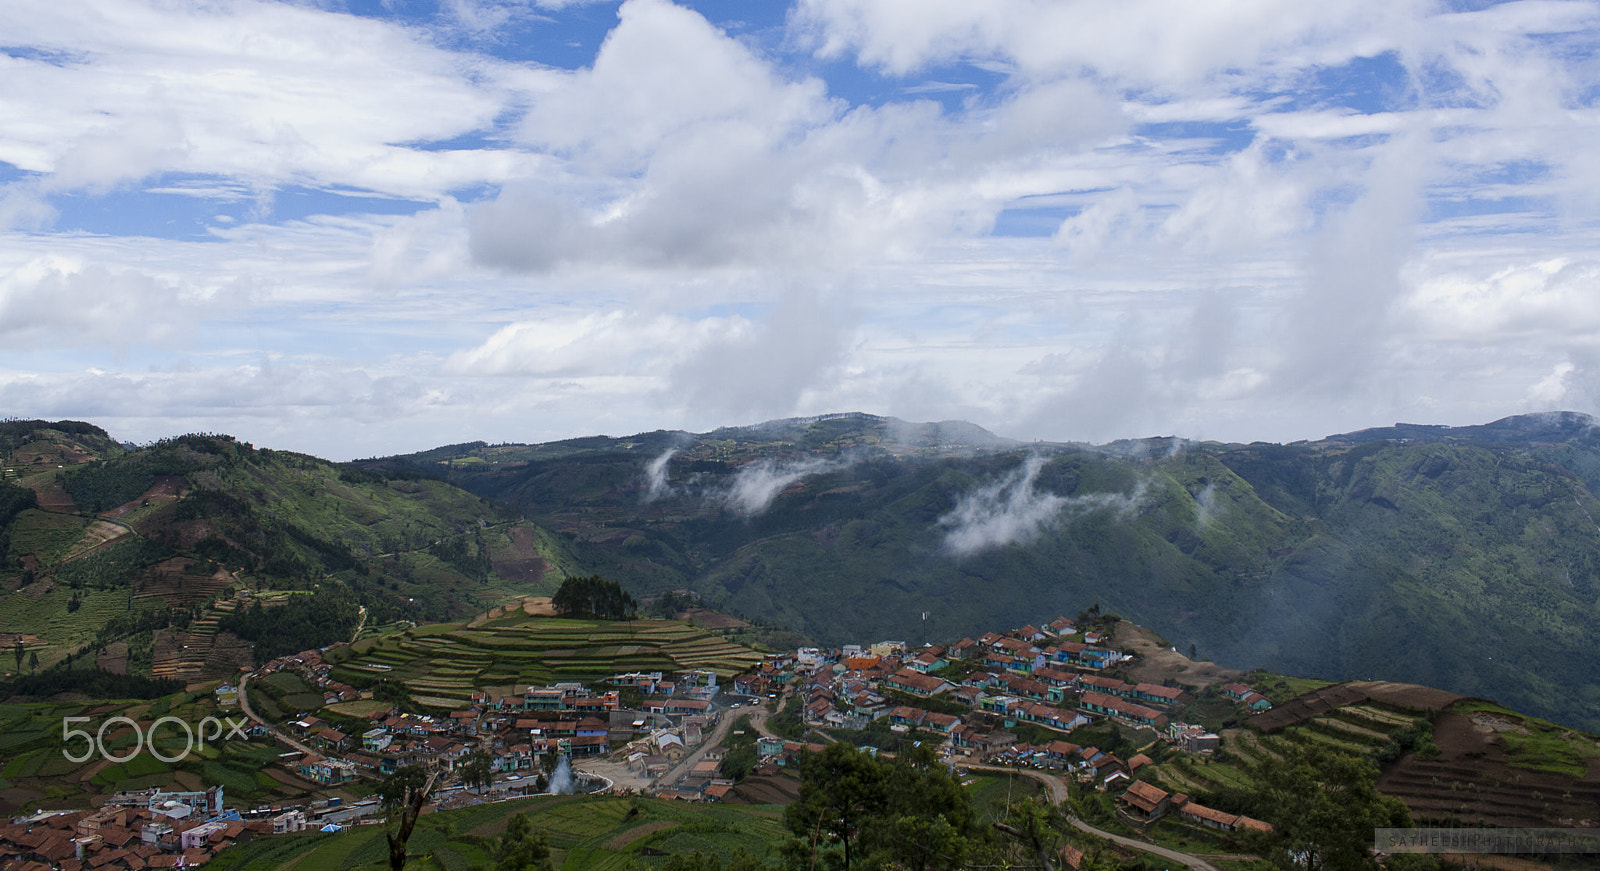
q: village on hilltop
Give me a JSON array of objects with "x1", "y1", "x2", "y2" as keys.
[{"x1": 3, "y1": 612, "x2": 1280, "y2": 871}]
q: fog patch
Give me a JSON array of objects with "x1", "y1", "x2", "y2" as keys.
[
  {"x1": 717, "y1": 456, "x2": 846, "y2": 516},
  {"x1": 642, "y1": 448, "x2": 678, "y2": 502},
  {"x1": 940, "y1": 455, "x2": 1148, "y2": 555},
  {"x1": 1194, "y1": 481, "x2": 1220, "y2": 528}
]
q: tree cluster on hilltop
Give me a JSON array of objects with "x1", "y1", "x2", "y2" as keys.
[{"x1": 551, "y1": 574, "x2": 636, "y2": 620}]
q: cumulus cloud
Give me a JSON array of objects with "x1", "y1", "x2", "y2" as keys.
[
  {"x1": 3, "y1": 0, "x2": 1600, "y2": 459},
  {"x1": 0, "y1": 0, "x2": 529, "y2": 212},
  {"x1": 0, "y1": 257, "x2": 212, "y2": 350},
  {"x1": 939, "y1": 454, "x2": 1147, "y2": 556},
  {"x1": 667, "y1": 289, "x2": 857, "y2": 426}
]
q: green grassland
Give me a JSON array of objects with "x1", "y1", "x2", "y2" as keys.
[
  {"x1": 202, "y1": 768, "x2": 1047, "y2": 871},
  {"x1": 1450, "y1": 699, "x2": 1600, "y2": 777},
  {"x1": 206, "y1": 794, "x2": 792, "y2": 871},
  {"x1": 325, "y1": 616, "x2": 763, "y2": 707},
  {"x1": 0, "y1": 425, "x2": 582, "y2": 685},
  {"x1": 7, "y1": 509, "x2": 91, "y2": 565}
]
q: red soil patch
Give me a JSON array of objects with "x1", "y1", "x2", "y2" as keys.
[
  {"x1": 728, "y1": 774, "x2": 801, "y2": 806},
  {"x1": 490, "y1": 526, "x2": 550, "y2": 584},
  {"x1": 100, "y1": 476, "x2": 187, "y2": 520},
  {"x1": 681, "y1": 608, "x2": 748, "y2": 631},
  {"x1": 1112, "y1": 623, "x2": 1244, "y2": 690},
  {"x1": 30, "y1": 482, "x2": 79, "y2": 514},
  {"x1": 1377, "y1": 710, "x2": 1600, "y2": 828},
  {"x1": 0, "y1": 787, "x2": 44, "y2": 816},
  {"x1": 1252, "y1": 681, "x2": 1463, "y2": 733}
]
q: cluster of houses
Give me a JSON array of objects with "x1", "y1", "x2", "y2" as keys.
[
  {"x1": 1221, "y1": 682, "x2": 1274, "y2": 713},
  {"x1": 0, "y1": 789, "x2": 270, "y2": 871},
  {"x1": 258, "y1": 649, "x2": 362, "y2": 708},
  {"x1": 723, "y1": 614, "x2": 1283, "y2": 843},
  {"x1": 737, "y1": 617, "x2": 1268, "y2": 784},
  {"x1": 277, "y1": 670, "x2": 725, "y2": 789}
]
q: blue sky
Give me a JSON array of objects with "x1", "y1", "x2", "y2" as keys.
[{"x1": 3, "y1": 0, "x2": 1600, "y2": 459}]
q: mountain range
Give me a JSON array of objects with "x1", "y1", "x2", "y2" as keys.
[
  {"x1": 376, "y1": 410, "x2": 1600, "y2": 733},
  {"x1": 4, "y1": 411, "x2": 1600, "y2": 734}
]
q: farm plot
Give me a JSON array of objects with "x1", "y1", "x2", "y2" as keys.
[{"x1": 337, "y1": 615, "x2": 763, "y2": 707}]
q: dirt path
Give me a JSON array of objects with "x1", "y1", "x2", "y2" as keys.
[
  {"x1": 961, "y1": 763, "x2": 1221, "y2": 871},
  {"x1": 1112, "y1": 623, "x2": 1243, "y2": 690},
  {"x1": 653, "y1": 708, "x2": 738, "y2": 790}
]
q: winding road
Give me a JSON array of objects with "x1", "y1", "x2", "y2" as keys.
[
  {"x1": 958, "y1": 763, "x2": 1221, "y2": 871},
  {"x1": 237, "y1": 672, "x2": 317, "y2": 757}
]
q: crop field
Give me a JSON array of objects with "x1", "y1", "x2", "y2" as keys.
[
  {"x1": 1151, "y1": 692, "x2": 1600, "y2": 831},
  {"x1": 8, "y1": 509, "x2": 91, "y2": 565},
  {"x1": 326, "y1": 616, "x2": 763, "y2": 706},
  {"x1": 0, "y1": 690, "x2": 308, "y2": 816},
  {"x1": 204, "y1": 793, "x2": 791, "y2": 871}
]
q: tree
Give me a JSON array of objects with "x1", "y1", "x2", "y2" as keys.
[
  {"x1": 786, "y1": 742, "x2": 888, "y2": 871},
  {"x1": 1247, "y1": 742, "x2": 1412, "y2": 871},
  {"x1": 785, "y1": 742, "x2": 978, "y2": 871},
  {"x1": 377, "y1": 765, "x2": 437, "y2": 871},
  {"x1": 27, "y1": 651, "x2": 38, "y2": 672},
  {"x1": 550, "y1": 575, "x2": 637, "y2": 620},
  {"x1": 491, "y1": 812, "x2": 553, "y2": 871},
  {"x1": 459, "y1": 748, "x2": 494, "y2": 794}
]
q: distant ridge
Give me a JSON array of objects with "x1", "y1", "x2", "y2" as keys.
[{"x1": 1322, "y1": 411, "x2": 1599, "y2": 447}]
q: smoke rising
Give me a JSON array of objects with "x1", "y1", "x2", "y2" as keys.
[
  {"x1": 548, "y1": 756, "x2": 575, "y2": 795},
  {"x1": 939, "y1": 455, "x2": 1148, "y2": 555}
]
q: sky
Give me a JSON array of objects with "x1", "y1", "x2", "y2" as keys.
[{"x1": 3, "y1": 0, "x2": 1600, "y2": 460}]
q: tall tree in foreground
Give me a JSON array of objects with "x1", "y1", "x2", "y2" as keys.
[
  {"x1": 378, "y1": 765, "x2": 438, "y2": 871},
  {"x1": 459, "y1": 748, "x2": 494, "y2": 794},
  {"x1": 1248, "y1": 742, "x2": 1412, "y2": 871},
  {"x1": 785, "y1": 742, "x2": 979, "y2": 871}
]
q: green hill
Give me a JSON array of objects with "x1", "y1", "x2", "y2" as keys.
[
  {"x1": 0, "y1": 422, "x2": 579, "y2": 680},
  {"x1": 386, "y1": 411, "x2": 1600, "y2": 734}
]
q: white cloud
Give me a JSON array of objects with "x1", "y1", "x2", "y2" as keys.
[
  {"x1": 718, "y1": 456, "x2": 846, "y2": 516},
  {"x1": 642, "y1": 447, "x2": 678, "y2": 501},
  {"x1": 0, "y1": 0, "x2": 540, "y2": 209},
  {"x1": 0, "y1": 257, "x2": 216, "y2": 350},
  {"x1": 0, "y1": 0, "x2": 1598, "y2": 460},
  {"x1": 939, "y1": 454, "x2": 1147, "y2": 556}
]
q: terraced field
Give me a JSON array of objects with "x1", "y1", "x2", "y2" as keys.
[
  {"x1": 325, "y1": 616, "x2": 764, "y2": 707},
  {"x1": 1155, "y1": 693, "x2": 1600, "y2": 830},
  {"x1": 1154, "y1": 704, "x2": 1421, "y2": 800}
]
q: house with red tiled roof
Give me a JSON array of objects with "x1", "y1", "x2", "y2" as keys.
[
  {"x1": 1119, "y1": 780, "x2": 1170, "y2": 820},
  {"x1": 1132, "y1": 683, "x2": 1187, "y2": 706},
  {"x1": 885, "y1": 669, "x2": 953, "y2": 698}
]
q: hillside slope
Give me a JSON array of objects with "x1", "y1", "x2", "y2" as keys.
[
  {"x1": 1, "y1": 422, "x2": 577, "y2": 679},
  {"x1": 390, "y1": 412, "x2": 1600, "y2": 733}
]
